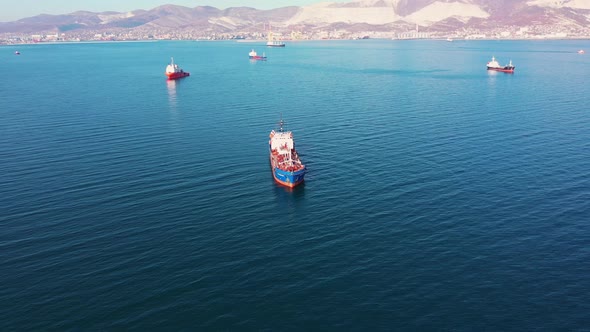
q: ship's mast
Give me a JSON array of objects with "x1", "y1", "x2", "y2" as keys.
[{"x1": 278, "y1": 115, "x2": 285, "y2": 132}]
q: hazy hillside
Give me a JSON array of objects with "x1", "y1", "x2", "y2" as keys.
[{"x1": 1, "y1": 0, "x2": 589, "y2": 35}]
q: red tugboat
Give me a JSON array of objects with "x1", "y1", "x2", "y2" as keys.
[
  {"x1": 248, "y1": 49, "x2": 267, "y2": 61},
  {"x1": 486, "y1": 56, "x2": 515, "y2": 73},
  {"x1": 165, "y1": 57, "x2": 190, "y2": 79}
]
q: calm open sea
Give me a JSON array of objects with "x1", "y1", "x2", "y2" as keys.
[{"x1": 1, "y1": 39, "x2": 589, "y2": 330}]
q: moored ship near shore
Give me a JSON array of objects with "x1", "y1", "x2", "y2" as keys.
[
  {"x1": 486, "y1": 56, "x2": 515, "y2": 73},
  {"x1": 269, "y1": 119, "x2": 305, "y2": 188},
  {"x1": 266, "y1": 25, "x2": 285, "y2": 47},
  {"x1": 267, "y1": 39, "x2": 285, "y2": 47}
]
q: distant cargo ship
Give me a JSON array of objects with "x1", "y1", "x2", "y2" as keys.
[
  {"x1": 487, "y1": 56, "x2": 515, "y2": 73},
  {"x1": 165, "y1": 57, "x2": 190, "y2": 79},
  {"x1": 269, "y1": 119, "x2": 305, "y2": 187},
  {"x1": 248, "y1": 49, "x2": 267, "y2": 60},
  {"x1": 267, "y1": 40, "x2": 285, "y2": 47},
  {"x1": 266, "y1": 26, "x2": 285, "y2": 47}
]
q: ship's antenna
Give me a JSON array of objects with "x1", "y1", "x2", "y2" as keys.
[{"x1": 278, "y1": 113, "x2": 285, "y2": 132}]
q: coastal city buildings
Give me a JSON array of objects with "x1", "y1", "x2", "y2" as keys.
[{"x1": 2, "y1": 24, "x2": 590, "y2": 45}]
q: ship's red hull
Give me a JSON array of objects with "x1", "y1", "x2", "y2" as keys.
[
  {"x1": 249, "y1": 56, "x2": 267, "y2": 61},
  {"x1": 487, "y1": 67, "x2": 514, "y2": 73},
  {"x1": 166, "y1": 72, "x2": 190, "y2": 79}
]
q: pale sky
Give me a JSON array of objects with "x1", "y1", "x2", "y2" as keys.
[{"x1": 0, "y1": 0, "x2": 351, "y2": 22}]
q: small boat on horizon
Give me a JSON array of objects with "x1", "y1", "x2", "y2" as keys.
[
  {"x1": 14, "y1": 51, "x2": 20, "y2": 55},
  {"x1": 248, "y1": 49, "x2": 267, "y2": 60},
  {"x1": 165, "y1": 57, "x2": 190, "y2": 79},
  {"x1": 578, "y1": 49, "x2": 585, "y2": 54},
  {"x1": 269, "y1": 118, "x2": 305, "y2": 188},
  {"x1": 487, "y1": 56, "x2": 515, "y2": 73}
]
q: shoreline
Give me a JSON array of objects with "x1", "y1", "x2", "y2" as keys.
[{"x1": 2, "y1": 36, "x2": 590, "y2": 46}]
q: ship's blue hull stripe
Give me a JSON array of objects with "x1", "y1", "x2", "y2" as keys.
[{"x1": 272, "y1": 166, "x2": 305, "y2": 187}]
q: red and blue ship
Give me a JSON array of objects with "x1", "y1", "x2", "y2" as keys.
[
  {"x1": 269, "y1": 119, "x2": 305, "y2": 187},
  {"x1": 249, "y1": 49, "x2": 267, "y2": 61},
  {"x1": 486, "y1": 56, "x2": 515, "y2": 73}
]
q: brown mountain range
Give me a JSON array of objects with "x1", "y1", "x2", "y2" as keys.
[{"x1": 1, "y1": 0, "x2": 589, "y2": 34}]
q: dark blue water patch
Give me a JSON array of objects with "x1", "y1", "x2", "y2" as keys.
[{"x1": 1, "y1": 40, "x2": 590, "y2": 330}]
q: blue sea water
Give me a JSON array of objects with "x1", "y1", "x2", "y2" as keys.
[{"x1": 1, "y1": 39, "x2": 589, "y2": 330}]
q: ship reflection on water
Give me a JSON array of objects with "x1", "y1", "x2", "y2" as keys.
[
  {"x1": 166, "y1": 79, "x2": 177, "y2": 108},
  {"x1": 274, "y1": 180, "x2": 306, "y2": 193},
  {"x1": 272, "y1": 180, "x2": 305, "y2": 215}
]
